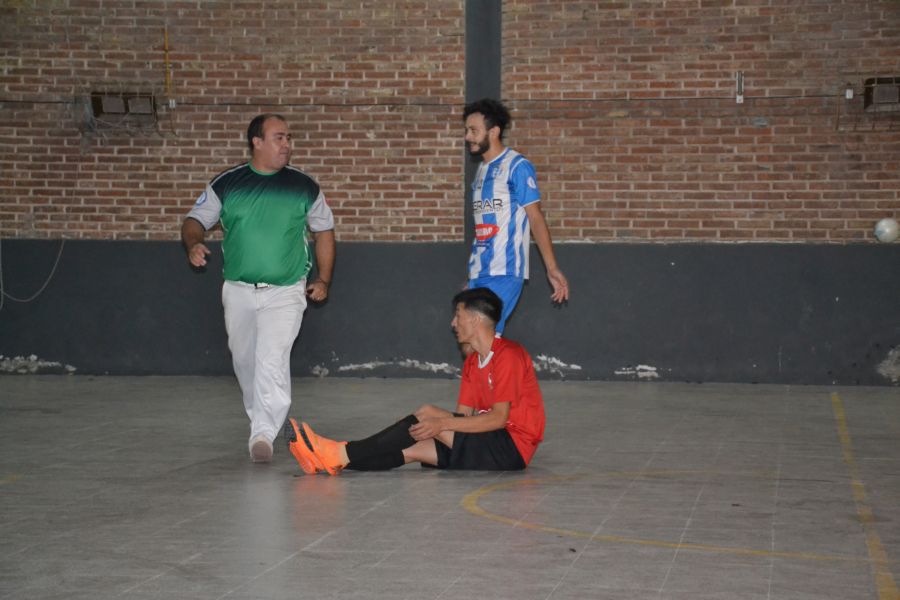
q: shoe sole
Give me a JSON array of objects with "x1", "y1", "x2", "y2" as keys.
[
  {"x1": 301, "y1": 422, "x2": 341, "y2": 476},
  {"x1": 283, "y1": 418, "x2": 323, "y2": 474},
  {"x1": 250, "y1": 440, "x2": 273, "y2": 463}
]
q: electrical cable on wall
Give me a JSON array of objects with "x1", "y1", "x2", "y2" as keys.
[{"x1": 0, "y1": 238, "x2": 66, "y2": 312}]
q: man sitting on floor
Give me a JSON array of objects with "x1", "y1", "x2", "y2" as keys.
[{"x1": 284, "y1": 287, "x2": 545, "y2": 474}]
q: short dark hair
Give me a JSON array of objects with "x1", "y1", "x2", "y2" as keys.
[
  {"x1": 246, "y1": 113, "x2": 286, "y2": 152},
  {"x1": 452, "y1": 287, "x2": 503, "y2": 326},
  {"x1": 463, "y1": 98, "x2": 511, "y2": 140}
]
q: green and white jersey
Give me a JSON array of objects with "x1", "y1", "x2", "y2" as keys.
[{"x1": 187, "y1": 163, "x2": 334, "y2": 286}]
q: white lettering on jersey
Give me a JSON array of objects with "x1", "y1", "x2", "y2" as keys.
[{"x1": 468, "y1": 149, "x2": 541, "y2": 280}]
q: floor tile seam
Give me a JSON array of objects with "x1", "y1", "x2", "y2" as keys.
[
  {"x1": 467, "y1": 473, "x2": 545, "y2": 562},
  {"x1": 571, "y1": 456, "x2": 767, "y2": 541},
  {"x1": 612, "y1": 416, "x2": 687, "y2": 596},
  {"x1": 855, "y1": 457, "x2": 900, "y2": 465},
  {"x1": 110, "y1": 534, "x2": 234, "y2": 558},
  {"x1": 876, "y1": 402, "x2": 900, "y2": 438},
  {"x1": 117, "y1": 562, "x2": 173, "y2": 596},
  {"x1": 588, "y1": 461, "x2": 678, "y2": 546},
  {"x1": 517, "y1": 479, "x2": 599, "y2": 599},
  {"x1": 105, "y1": 549, "x2": 250, "y2": 575},
  {"x1": 100, "y1": 510, "x2": 223, "y2": 557},
  {"x1": 4, "y1": 426, "x2": 167, "y2": 466},
  {"x1": 618, "y1": 411, "x2": 693, "y2": 524},
  {"x1": 365, "y1": 548, "x2": 399, "y2": 569},
  {"x1": 209, "y1": 549, "x2": 301, "y2": 600},
  {"x1": 411, "y1": 506, "x2": 471, "y2": 549},
  {"x1": 431, "y1": 573, "x2": 464, "y2": 600},
  {"x1": 765, "y1": 410, "x2": 788, "y2": 600},
  {"x1": 0, "y1": 512, "x2": 30, "y2": 531},
  {"x1": 0, "y1": 539, "x2": 43, "y2": 561},
  {"x1": 298, "y1": 488, "x2": 413, "y2": 553},
  {"x1": 650, "y1": 419, "x2": 741, "y2": 597},
  {"x1": 294, "y1": 548, "x2": 397, "y2": 561},
  {"x1": 585, "y1": 466, "x2": 651, "y2": 533}
]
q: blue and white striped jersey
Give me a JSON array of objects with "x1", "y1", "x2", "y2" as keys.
[{"x1": 468, "y1": 148, "x2": 541, "y2": 280}]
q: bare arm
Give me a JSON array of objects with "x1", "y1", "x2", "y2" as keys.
[
  {"x1": 181, "y1": 217, "x2": 210, "y2": 268},
  {"x1": 455, "y1": 403, "x2": 475, "y2": 416},
  {"x1": 523, "y1": 202, "x2": 569, "y2": 303},
  {"x1": 409, "y1": 402, "x2": 509, "y2": 440},
  {"x1": 306, "y1": 228, "x2": 335, "y2": 302}
]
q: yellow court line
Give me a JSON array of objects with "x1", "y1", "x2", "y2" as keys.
[
  {"x1": 460, "y1": 472, "x2": 885, "y2": 565},
  {"x1": 831, "y1": 392, "x2": 899, "y2": 600},
  {"x1": 0, "y1": 474, "x2": 20, "y2": 485}
]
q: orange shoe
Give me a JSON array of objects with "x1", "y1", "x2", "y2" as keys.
[
  {"x1": 283, "y1": 417, "x2": 323, "y2": 475},
  {"x1": 300, "y1": 422, "x2": 347, "y2": 476}
]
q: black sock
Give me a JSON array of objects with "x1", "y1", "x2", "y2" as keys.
[{"x1": 344, "y1": 414, "x2": 418, "y2": 471}]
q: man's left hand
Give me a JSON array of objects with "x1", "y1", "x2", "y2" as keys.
[
  {"x1": 306, "y1": 280, "x2": 329, "y2": 302},
  {"x1": 409, "y1": 418, "x2": 445, "y2": 441},
  {"x1": 547, "y1": 267, "x2": 569, "y2": 303}
]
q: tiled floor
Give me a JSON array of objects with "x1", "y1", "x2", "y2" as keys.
[{"x1": 1, "y1": 376, "x2": 898, "y2": 599}]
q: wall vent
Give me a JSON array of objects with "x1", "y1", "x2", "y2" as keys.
[
  {"x1": 86, "y1": 92, "x2": 159, "y2": 132},
  {"x1": 864, "y1": 77, "x2": 900, "y2": 112}
]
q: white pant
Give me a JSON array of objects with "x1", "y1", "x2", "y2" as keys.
[{"x1": 222, "y1": 280, "x2": 307, "y2": 448}]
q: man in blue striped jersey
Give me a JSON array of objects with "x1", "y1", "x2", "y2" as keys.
[{"x1": 463, "y1": 98, "x2": 569, "y2": 334}]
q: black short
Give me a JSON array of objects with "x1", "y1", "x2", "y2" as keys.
[{"x1": 434, "y1": 428, "x2": 526, "y2": 471}]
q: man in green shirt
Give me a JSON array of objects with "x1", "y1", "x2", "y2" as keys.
[{"x1": 181, "y1": 114, "x2": 336, "y2": 463}]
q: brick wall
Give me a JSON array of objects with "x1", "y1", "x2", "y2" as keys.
[
  {"x1": 1, "y1": 0, "x2": 898, "y2": 242},
  {"x1": 503, "y1": 0, "x2": 900, "y2": 241},
  {"x1": 0, "y1": 1, "x2": 465, "y2": 241}
]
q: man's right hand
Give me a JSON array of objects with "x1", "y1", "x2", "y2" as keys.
[{"x1": 187, "y1": 243, "x2": 211, "y2": 268}]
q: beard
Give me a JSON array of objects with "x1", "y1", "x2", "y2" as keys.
[{"x1": 467, "y1": 138, "x2": 490, "y2": 158}]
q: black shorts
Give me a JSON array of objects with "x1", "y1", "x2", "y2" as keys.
[{"x1": 434, "y1": 428, "x2": 526, "y2": 471}]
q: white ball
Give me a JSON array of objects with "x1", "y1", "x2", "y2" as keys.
[{"x1": 874, "y1": 218, "x2": 899, "y2": 243}]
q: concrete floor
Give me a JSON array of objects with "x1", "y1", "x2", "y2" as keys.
[{"x1": 0, "y1": 376, "x2": 898, "y2": 600}]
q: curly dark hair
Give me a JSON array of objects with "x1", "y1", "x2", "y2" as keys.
[{"x1": 462, "y1": 98, "x2": 511, "y2": 140}]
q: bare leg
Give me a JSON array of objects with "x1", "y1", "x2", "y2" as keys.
[{"x1": 402, "y1": 439, "x2": 440, "y2": 466}]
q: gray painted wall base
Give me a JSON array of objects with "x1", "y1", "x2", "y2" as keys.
[{"x1": 0, "y1": 240, "x2": 897, "y2": 385}]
